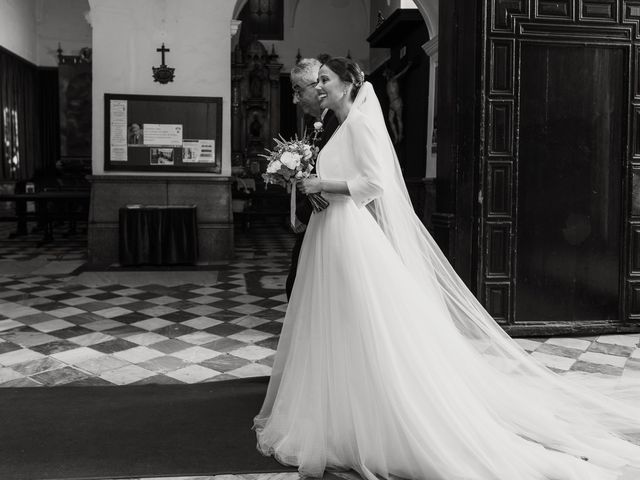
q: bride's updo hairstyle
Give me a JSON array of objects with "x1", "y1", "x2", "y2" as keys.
[{"x1": 322, "y1": 57, "x2": 365, "y2": 101}]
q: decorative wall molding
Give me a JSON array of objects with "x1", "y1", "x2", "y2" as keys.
[{"x1": 231, "y1": 19, "x2": 242, "y2": 37}]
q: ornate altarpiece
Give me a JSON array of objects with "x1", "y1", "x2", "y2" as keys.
[
  {"x1": 57, "y1": 45, "x2": 92, "y2": 159},
  {"x1": 231, "y1": 38, "x2": 283, "y2": 176}
]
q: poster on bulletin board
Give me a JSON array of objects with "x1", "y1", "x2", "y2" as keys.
[{"x1": 104, "y1": 94, "x2": 222, "y2": 173}]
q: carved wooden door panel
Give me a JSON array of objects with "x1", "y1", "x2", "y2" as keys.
[{"x1": 480, "y1": 0, "x2": 640, "y2": 333}]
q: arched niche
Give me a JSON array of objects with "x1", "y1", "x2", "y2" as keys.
[
  {"x1": 233, "y1": 0, "x2": 437, "y2": 36},
  {"x1": 413, "y1": 0, "x2": 438, "y2": 38},
  {"x1": 233, "y1": 0, "x2": 371, "y2": 29}
]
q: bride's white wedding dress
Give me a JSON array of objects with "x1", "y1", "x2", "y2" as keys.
[{"x1": 253, "y1": 83, "x2": 640, "y2": 480}]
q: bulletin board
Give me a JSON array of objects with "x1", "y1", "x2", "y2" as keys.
[{"x1": 104, "y1": 93, "x2": 222, "y2": 173}]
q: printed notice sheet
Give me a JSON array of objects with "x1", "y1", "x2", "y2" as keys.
[
  {"x1": 182, "y1": 139, "x2": 216, "y2": 163},
  {"x1": 110, "y1": 146, "x2": 128, "y2": 162},
  {"x1": 110, "y1": 100, "x2": 128, "y2": 161},
  {"x1": 143, "y1": 124, "x2": 183, "y2": 146}
]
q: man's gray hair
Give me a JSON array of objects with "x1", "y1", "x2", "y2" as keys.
[{"x1": 290, "y1": 58, "x2": 322, "y2": 84}]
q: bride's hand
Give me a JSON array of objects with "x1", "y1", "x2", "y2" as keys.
[{"x1": 298, "y1": 176, "x2": 322, "y2": 194}]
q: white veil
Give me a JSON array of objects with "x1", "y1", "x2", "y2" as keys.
[{"x1": 351, "y1": 81, "x2": 640, "y2": 444}]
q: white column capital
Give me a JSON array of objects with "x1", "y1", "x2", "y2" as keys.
[
  {"x1": 422, "y1": 36, "x2": 438, "y2": 59},
  {"x1": 231, "y1": 19, "x2": 242, "y2": 38}
]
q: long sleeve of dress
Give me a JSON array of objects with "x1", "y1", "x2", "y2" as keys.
[{"x1": 345, "y1": 115, "x2": 385, "y2": 208}]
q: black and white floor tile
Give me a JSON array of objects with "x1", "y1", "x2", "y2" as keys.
[{"x1": 1, "y1": 222, "x2": 640, "y2": 389}]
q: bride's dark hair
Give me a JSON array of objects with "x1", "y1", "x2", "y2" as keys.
[{"x1": 322, "y1": 57, "x2": 365, "y2": 101}]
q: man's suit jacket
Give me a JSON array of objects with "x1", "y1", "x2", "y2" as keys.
[{"x1": 294, "y1": 110, "x2": 340, "y2": 226}]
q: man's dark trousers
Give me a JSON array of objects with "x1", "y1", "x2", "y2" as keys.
[{"x1": 285, "y1": 110, "x2": 339, "y2": 300}]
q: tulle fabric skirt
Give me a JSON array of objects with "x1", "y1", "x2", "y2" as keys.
[{"x1": 254, "y1": 194, "x2": 640, "y2": 480}]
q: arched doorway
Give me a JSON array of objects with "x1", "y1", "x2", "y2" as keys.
[
  {"x1": 228, "y1": 0, "x2": 372, "y2": 227},
  {"x1": 366, "y1": 5, "x2": 432, "y2": 220},
  {"x1": 229, "y1": 0, "x2": 439, "y2": 222}
]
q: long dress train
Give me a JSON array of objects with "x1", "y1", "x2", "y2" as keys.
[{"x1": 254, "y1": 83, "x2": 640, "y2": 480}]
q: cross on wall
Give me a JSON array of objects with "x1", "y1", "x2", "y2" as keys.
[
  {"x1": 152, "y1": 42, "x2": 175, "y2": 84},
  {"x1": 157, "y1": 43, "x2": 170, "y2": 67}
]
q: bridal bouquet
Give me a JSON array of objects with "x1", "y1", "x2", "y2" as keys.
[{"x1": 261, "y1": 133, "x2": 329, "y2": 214}]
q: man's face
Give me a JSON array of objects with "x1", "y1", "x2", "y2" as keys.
[{"x1": 291, "y1": 76, "x2": 321, "y2": 116}]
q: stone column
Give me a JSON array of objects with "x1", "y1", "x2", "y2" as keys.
[
  {"x1": 86, "y1": 0, "x2": 236, "y2": 266},
  {"x1": 423, "y1": 35, "x2": 438, "y2": 179},
  {"x1": 89, "y1": 0, "x2": 235, "y2": 175},
  {"x1": 421, "y1": 35, "x2": 438, "y2": 229}
]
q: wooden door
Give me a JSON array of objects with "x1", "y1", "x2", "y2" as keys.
[{"x1": 478, "y1": 0, "x2": 640, "y2": 334}]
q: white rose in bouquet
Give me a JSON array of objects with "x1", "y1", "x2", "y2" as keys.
[
  {"x1": 280, "y1": 151, "x2": 302, "y2": 169},
  {"x1": 266, "y1": 159, "x2": 282, "y2": 173},
  {"x1": 302, "y1": 144, "x2": 313, "y2": 160}
]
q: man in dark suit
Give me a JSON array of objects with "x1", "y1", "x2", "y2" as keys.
[
  {"x1": 286, "y1": 57, "x2": 339, "y2": 300},
  {"x1": 127, "y1": 123, "x2": 144, "y2": 145}
]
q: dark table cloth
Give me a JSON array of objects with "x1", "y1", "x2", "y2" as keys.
[{"x1": 119, "y1": 205, "x2": 198, "y2": 266}]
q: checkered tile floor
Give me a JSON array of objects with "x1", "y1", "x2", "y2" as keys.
[
  {"x1": 1, "y1": 222, "x2": 640, "y2": 388},
  {"x1": 0, "y1": 222, "x2": 87, "y2": 262},
  {"x1": 0, "y1": 223, "x2": 294, "y2": 387}
]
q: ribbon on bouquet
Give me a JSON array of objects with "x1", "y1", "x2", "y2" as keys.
[
  {"x1": 290, "y1": 180, "x2": 305, "y2": 233},
  {"x1": 289, "y1": 178, "x2": 331, "y2": 233}
]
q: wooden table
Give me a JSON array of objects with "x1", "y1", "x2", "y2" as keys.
[{"x1": 0, "y1": 191, "x2": 90, "y2": 244}]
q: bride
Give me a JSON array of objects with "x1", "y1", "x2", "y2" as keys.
[{"x1": 253, "y1": 57, "x2": 640, "y2": 480}]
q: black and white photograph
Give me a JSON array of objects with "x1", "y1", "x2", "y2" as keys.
[
  {"x1": 149, "y1": 147, "x2": 175, "y2": 165},
  {"x1": 127, "y1": 122, "x2": 144, "y2": 145},
  {"x1": 2, "y1": 1, "x2": 640, "y2": 480}
]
